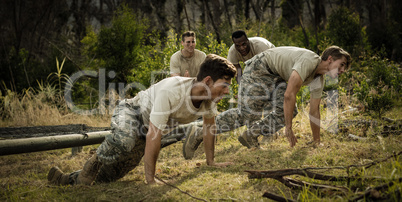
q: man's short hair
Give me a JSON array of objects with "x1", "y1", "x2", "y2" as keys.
[
  {"x1": 321, "y1": 46, "x2": 352, "y2": 70},
  {"x1": 182, "y1": 31, "x2": 196, "y2": 42},
  {"x1": 231, "y1": 30, "x2": 247, "y2": 40},
  {"x1": 197, "y1": 54, "x2": 237, "y2": 82}
]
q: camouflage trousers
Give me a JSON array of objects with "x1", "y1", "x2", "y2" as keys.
[
  {"x1": 216, "y1": 51, "x2": 298, "y2": 137},
  {"x1": 68, "y1": 99, "x2": 187, "y2": 184},
  {"x1": 164, "y1": 52, "x2": 298, "y2": 139}
]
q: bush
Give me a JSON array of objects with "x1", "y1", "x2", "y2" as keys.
[
  {"x1": 80, "y1": 5, "x2": 150, "y2": 98},
  {"x1": 353, "y1": 56, "x2": 401, "y2": 118},
  {"x1": 326, "y1": 7, "x2": 361, "y2": 55},
  {"x1": 137, "y1": 29, "x2": 180, "y2": 86}
]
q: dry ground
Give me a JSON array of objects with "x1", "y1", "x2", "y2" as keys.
[
  {"x1": 1, "y1": 101, "x2": 401, "y2": 201},
  {"x1": 1, "y1": 115, "x2": 401, "y2": 201}
]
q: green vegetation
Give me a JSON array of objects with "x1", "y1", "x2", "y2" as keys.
[
  {"x1": 353, "y1": 56, "x2": 401, "y2": 118},
  {"x1": 326, "y1": 7, "x2": 362, "y2": 56},
  {"x1": 0, "y1": 4, "x2": 401, "y2": 202}
]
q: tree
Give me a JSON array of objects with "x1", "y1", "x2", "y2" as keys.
[
  {"x1": 0, "y1": 0, "x2": 71, "y2": 92},
  {"x1": 326, "y1": 7, "x2": 361, "y2": 55},
  {"x1": 366, "y1": 0, "x2": 402, "y2": 61},
  {"x1": 85, "y1": 6, "x2": 148, "y2": 84}
]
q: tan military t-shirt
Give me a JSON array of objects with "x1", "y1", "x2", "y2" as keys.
[
  {"x1": 170, "y1": 49, "x2": 206, "y2": 77},
  {"x1": 227, "y1": 37, "x2": 275, "y2": 65},
  {"x1": 261, "y1": 46, "x2": 324, "y2": 98},
  {"x1": 128, "y1": 77, "x2": 216, "y2": 134}
]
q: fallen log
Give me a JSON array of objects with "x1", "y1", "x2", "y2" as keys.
[
  {"x1": 0, "y1": 131, "x2": 111, "y2": 156},
  {"x1": 245, "y1": 168, "x2": 351, "y2": 181},
  {"x1": 262, "y1": 192, "x2": 296, "y2": 202},
  {"x1": 247, "y1": 152, "x2": 402, "y2": 201},
  {"x1": 275, "y1": 177, "x2": 349, "y2": 193},
  {"x1": 245, "y1": 168, "x2": 387, "y2": 182}
]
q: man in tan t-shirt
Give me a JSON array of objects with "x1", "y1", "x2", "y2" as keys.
[
  {"x1": 227, "y1": 30, "x2": 275, "y2": 83},
  {"x1": 48, "y1": 54, "x2": 236, "y2": 186},
  {"x1": 170, "y1": 31, "x2": 206, "y2": 77},
  {"x1": 182, "y1": 46, "x2": 351, "y2": 159}
]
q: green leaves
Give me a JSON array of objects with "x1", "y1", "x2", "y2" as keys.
[
  {"x1": 326, "y1": 7, "x2": 361, "y2": 55},
  {"x1": 353, "y1": 56, "x2": 401, "y2": 118}
]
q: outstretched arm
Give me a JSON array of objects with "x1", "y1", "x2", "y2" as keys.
[
  {"x1": 234, "y1": 64, "x2": 242, "y2": 84},
  {"x1": 144, "y1": 122, "x2": 163, "y2": 184},
  {"x1": 309, "y1": 97, "x2": 321, "y2": 144},
  {"x1": 203, "y1": 115, "x2": 233, "y2": 167},
  {"x1": 284, "y1": 71, "x2": 303, "y2": 147}
]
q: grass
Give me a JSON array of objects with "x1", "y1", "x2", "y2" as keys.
[
  {"x1": 1, "y1": 102, "x2": 401, "y2": 201},
  {"x1": 0, "y1": 79, "x2": 401, "y2": 201},
  {"x1": 0, "y1": 85, "x2": 110, "y2": 128}
]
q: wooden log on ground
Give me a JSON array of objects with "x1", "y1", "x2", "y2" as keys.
[
  {"x1": 278, "y1": 177, "x2": 349, "y2": 193},
  {"x1": 0, "y1": 131, "x2": 111, "y2": 156},
  {"x1": 245, "y1": 168, "x2": 351, "y2": 181},
  {"x1": 262, "y1": 192, "x2": 296, "y2": 202}
]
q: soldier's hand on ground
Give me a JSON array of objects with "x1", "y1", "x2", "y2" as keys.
[{"x1": 285, "y1": 127, "x2": 297, "y2": 147}]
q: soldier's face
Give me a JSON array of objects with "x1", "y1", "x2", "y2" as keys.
[
  {"x1": 327, "y1": 56, "x2": 347, "y2": 78},
  {"x1": 233, "y1": 35, "x2": 250, "y2": 56},
  {"x1": 182, "y1": 36, "x2": 196, "y2": 53},
  {"x1": 209, "y1": 78, "x2": 232, "y2": 103}
]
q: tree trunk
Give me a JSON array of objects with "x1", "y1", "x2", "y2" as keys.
[
  {"x1": 203, "y1": 0, "x2": 221, "y2": 43},
  {"x1": 306, "y1": 0, "x2": 319, "y2": 53},
  {"x1": 270, "y1": 0, "x2": 275, "y2": 22},
  {"x1": 245, "y1": 0, "x2": 250, "y2": 20},
  {"x1": 223, "y1": 0, "x2": 233, "y2": 29},
  {"x1": 183, "y1": 0, "x2": 191, "y2": 30},
  {"x1": 174, "y1": 0, "x2": 183, "y2": 34}
]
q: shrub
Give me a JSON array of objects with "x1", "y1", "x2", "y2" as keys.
[
  {"x1": 326, "y1": 7, "x2": 361, "y2": 55},
  {"x1": 80, "y1": 5, "x2": 150, "y2": 98},
  {"x1": 136, "y1": 29, "x2": 180, "y2": 86},
  {"x1": 353, "y1": 56, "x2": 401, "y2": 118}
]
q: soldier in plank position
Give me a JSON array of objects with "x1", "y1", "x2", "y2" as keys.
[
  {"x1": 183, "y1": 46, "x2": 351, "y2": 159},
  {"x1": 48, "y1": 54, "x2": 236, "y2": 185}
]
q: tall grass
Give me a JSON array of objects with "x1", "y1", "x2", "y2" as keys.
[
  {"x1": 0, "y1": 82, "x2": 110, "y2": 127},
  {"x1": 0, "y1": 55, "x2": 111, "y2": 127}
]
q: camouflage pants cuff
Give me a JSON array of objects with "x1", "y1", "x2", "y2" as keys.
[{"x1": 68, "y1": 170, "x2": 81, "y2": 185}]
